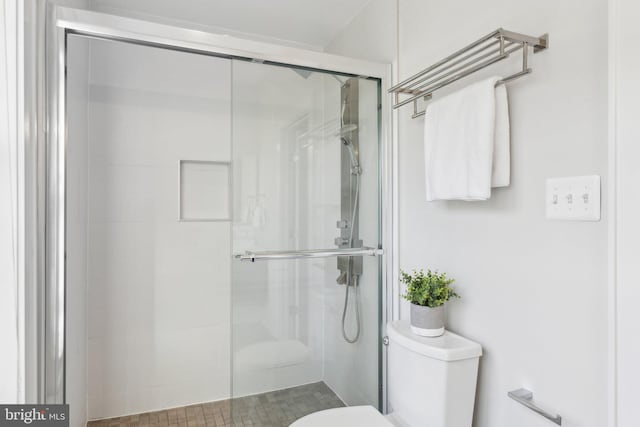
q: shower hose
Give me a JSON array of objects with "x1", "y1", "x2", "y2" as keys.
[{"x1": 342, "y1": 172, "x2": 361, "y2": 344}]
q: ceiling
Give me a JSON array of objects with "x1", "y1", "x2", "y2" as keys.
[{"x1": 89, "y1": 0, "x2": 374, "y2": 49}]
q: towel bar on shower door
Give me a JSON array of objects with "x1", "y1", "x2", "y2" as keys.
[{"x1": 234, "y1": 247, "x2": 383, "y2": 262}]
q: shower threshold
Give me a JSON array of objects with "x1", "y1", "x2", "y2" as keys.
[{"x1": 87, "y1": 382, "x2": 345, "y2": 427}]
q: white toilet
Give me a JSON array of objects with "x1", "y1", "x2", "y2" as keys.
[{"x1": 291, "y1": 320, "x2": 482, "y2": 427}]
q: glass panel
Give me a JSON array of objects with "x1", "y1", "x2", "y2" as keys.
[
  {"x1": 231, "y1": 60, "x2": 381, "y2": 426},
  {"x1": 68, "y1": 36, "x2": 234, "y2": 420},
  {"x1": 67, "y1": 34, "x2": 380, "y2": 426}
]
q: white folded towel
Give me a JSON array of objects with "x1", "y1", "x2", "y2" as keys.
[{"x1": 424, "y1": 76, "x2": 510, "y2": 201}]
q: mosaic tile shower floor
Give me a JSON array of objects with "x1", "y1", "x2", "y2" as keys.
[{"x1": 87, "y1": 382, "x2": 345, "y2": 427}]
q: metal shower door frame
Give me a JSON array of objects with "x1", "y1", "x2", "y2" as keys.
[{"x1": 40, "y1": 4, "x2": 397, "y2": 411}]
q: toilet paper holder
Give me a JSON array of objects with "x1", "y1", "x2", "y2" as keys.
[{"x1": 508, "y1": 388, "x2": 562, "y2": 425}]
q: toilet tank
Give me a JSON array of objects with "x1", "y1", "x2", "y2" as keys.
[{"x1": 387, "y1": 321, "x2": 482, "y2": 427}]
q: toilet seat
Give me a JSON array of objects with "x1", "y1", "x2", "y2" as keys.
[{"x1": 290, "y1": 406, "x2": 396, "y2": 427}]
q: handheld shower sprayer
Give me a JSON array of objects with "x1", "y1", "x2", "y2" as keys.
[{"x1": 335, "y1": 124, "x2": 361, "y2": 174}]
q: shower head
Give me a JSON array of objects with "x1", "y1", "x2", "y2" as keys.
[
  {"x1": 336, "y1": 124, "x2": 360, "y2": 172},
  {"x1": 334, "y1": 123, "x2": 358, "y2": 137},
  {"x1": 298, "y1": 121, "x2": 360, "y2": 172},
  {"x1": 341, "y1": 138, "x2": 359, "y2": 171},
  {"x1": 291, "y1": 68, "x2": 313, "y2": 79},
  {"x1": 291, "y1": 68, "x2": 347, "y2": 86}
]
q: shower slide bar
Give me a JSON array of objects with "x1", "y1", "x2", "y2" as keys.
[
  {"x1": 388, "y1": 28, "x2": 548, "y2": 118},
  {"x1": 235, "y1": 247, "x2": 383, "y2": 262}
]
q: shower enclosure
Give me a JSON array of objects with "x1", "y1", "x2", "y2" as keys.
[{"x1": 43, "y1": 7, "x2": 393, "y2": 427}]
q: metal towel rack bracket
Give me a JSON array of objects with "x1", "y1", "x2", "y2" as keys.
[
  {"x1": 389, "y1": 28, "x2": 548, "y2": 118},
  {"x1": 508, "y1": 388, "x2": 562, "y2": 425}
]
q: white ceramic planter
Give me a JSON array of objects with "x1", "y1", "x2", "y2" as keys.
[{"x1": 410, "y1": 303, "x2": 445, "y2": 337}]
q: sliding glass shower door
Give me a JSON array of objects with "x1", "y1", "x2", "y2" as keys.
[
  {"x1": 231, "y1": 60, "x2": 382, "y2": 425},
  {"x1": 64, "y1": 32, "x2": 382, "y2": 426}
]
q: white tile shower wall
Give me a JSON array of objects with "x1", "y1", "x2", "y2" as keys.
[
  {"x1": 327, "y1": 0, "x2": 608, "y2": 426},
  {"x1": 85, "y1": 39, "x2": 232, "y2": 419},
  {"x1": 66, "y1": 36, "x2": 90, "y2": 427}
]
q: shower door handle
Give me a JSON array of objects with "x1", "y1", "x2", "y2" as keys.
[{"x1": 234, "y1": 247, "x2": 383, "y2": 262}]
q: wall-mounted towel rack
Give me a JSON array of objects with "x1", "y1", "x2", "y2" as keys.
[{"x1": 388, "y1": 28, "x2": 548, "y2": 118}]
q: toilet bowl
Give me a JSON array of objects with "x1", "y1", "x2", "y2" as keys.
[
  {"x1": 291, "y1": 320, "x2": 482, "y2": 427},
  {"x1": 290, "y1": 406, "x2": 396, "y2": 427}
]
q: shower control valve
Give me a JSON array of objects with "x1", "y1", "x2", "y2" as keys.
[
  {"x1": 334, "y1": 237, "x2": 349, "y2": 246},
  {"x1": 336, "y1": 271, "x2": 348, "y2": 285},
  {"x1": 336, "y1": 219, "x2": 350, "y2": 229}
]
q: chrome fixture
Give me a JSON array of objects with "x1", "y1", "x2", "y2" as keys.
[
  {"x1": 388, "y1": 28, "x2": 549, "y2": 118},
  {"x1": 508, "y1": 388, "x2": 562, "y2": 425},
  {"x1": 336, "y1": 78, "x2": 362, "y2": 344},
  {"x1": 336, "y1": 271, "x2": 348, "y2": 285},
  {"x1": 234, "y1": 247, "x2": 383, "y2": 262},
  {"x1": 335, "y1": 123, "x2": 360, "y2": 172}
]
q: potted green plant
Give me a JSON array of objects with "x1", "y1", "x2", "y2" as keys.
[{"x1": 401, "y1": 269, "x2": 459, "y2": 337}]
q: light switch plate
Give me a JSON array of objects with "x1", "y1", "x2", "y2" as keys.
[{"x1": 546, "y1": 175, "x2": 601, "y2": 221}]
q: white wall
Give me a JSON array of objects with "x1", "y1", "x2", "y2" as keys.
[
  {"x1": 66, "y1": 36, "x2": 91, "y2": 427},
  {"x1": 21, "y1": 0, "x2": 90, "y2": 406},
  {"x1": 324, "y1": 0, "x2": 397, "y2": 64},
  {"x1": 399, "y1": 3, "x2": 607, "y2": 427},
  {"x1": 611, "y1": 0, "x2": 640, "y2": 425},
  {"x1": 0, "y1": 0, "x2": 21, "y2": 405},
  {"x1": 4, "y1": 0, "x2": 92, "y2": 409},
  {"x1": 327, "y1": 0, "x2": 609, "y2": 426},
  {"x1": 79, "y1": 38, "x2": 232, "y2": 419},
  {"x1": 86, "y1": 0, "x2": 373, "y2": 52}
]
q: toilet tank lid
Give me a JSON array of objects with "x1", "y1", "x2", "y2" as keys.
[{"x1": 387, "y1": 320, "x2": 482, "y2": 361}]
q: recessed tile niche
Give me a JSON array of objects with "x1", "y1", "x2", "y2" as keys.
[{"x1": 180, "y1": 160, "x2": 231, "y2": 221}]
